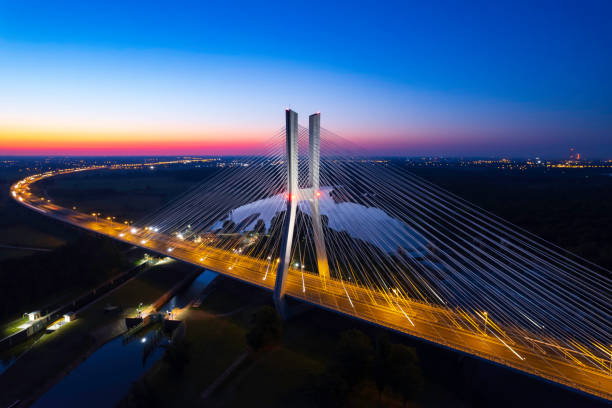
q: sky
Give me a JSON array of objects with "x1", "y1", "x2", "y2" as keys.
[{"x1": 0, "y1": 0, "x2": 611, "y2": 158}]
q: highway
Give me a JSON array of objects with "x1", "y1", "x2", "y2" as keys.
[{"x1": 10, "y1": 165, "x2": 612, "y2": 401}]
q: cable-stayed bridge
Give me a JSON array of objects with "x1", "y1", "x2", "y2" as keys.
[{"x1": 11, "y1": 110, "x2": 611, "y2": 401}]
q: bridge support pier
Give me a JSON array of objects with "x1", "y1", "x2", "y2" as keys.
[{"x1": 273, "y1": 109, "x2": 298, "y2": 318}]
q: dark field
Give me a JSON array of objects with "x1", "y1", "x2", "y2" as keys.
[
  {"x1": 408, "y1": 165, "x2": 612, "y2": 271},
  {"x1": 0, "y1": 165, "x2": 75, "y2": 261},
  {"x1": 32, "y1": 165, "x2": 221, "y2": 223}
]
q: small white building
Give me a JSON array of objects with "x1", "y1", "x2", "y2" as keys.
[{"x1": 27, "y1": 311, "x2": 41, "y2": 321}]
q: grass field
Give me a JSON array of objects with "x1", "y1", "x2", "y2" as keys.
[
  {"x1": 0, "y1": 225, "x2": 66, "y2": 249},
  {"x1": 32, "y1": 167, "x2": 205, "y2": 222},
  {"x1": 0, "y1": 166, "x2": 76, "y2": 261},
  {"x1": 1, "y1": 316, "x2": 28, "y2": 337},
  {"x1": 209, "y1": 347, "x2": 325, "y2": 408},
  {"x1": 133, "y1": 311, "x2": 248, "y2": 407}
]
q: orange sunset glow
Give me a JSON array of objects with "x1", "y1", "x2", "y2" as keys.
[{"x1": 0, "y1": 126, "x2": 273, "y2": 156}]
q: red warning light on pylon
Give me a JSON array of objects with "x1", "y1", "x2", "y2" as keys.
[
  {"x1": 316, "y1": 191, "x2": 321, "y2": 197},
  {"x1": 291, "y1": 194, "x2": 296, "y2": 200}
]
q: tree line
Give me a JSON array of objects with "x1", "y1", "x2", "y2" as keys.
[{"x1": 246, "y1": 306, "x2": 424, "y2": 407}]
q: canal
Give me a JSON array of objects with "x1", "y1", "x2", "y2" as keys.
[{"x1": 31, "y1": 269, "x2": 218, "y2": 408}]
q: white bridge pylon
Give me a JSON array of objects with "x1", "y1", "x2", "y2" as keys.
[{"x1": 273, "y1": 109, "x2": 329, "y2": 316}]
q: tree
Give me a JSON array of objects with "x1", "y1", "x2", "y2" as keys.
[
  {"x1": 252, "y1": 219, "x2": 266, "y2": 234},
  {"x1": 373, "y1": 333, "x2": 392, "y2": 403},
  {"x1": 311, "y1": 372, "x2": 349, "y2": 408},
  {"x1": 222, "y1": 220, "x2": 236, "y2": 233},
  {"x1": 163, "y1": 339, "x2": 191, "y2": 375},
  {"x1": 334, "y1": 329, "x2": 373, "y2": 388},
  {"x1": 388, "y1": 344, "x2": 424, "y2": 407},
  {"x1": 246, "y1": 306, "x2": 283, "y2": 351},
  {"x1": 121, "y1": 378, "x2": 161, "y2": 408}
]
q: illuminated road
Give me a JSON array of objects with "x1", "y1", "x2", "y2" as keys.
[{"x1": 10, "y1": 165, "x2": 612, "y2": 401}]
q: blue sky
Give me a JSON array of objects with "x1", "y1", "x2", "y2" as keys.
[{"x1": 0, "y1": 0, "x2": 611, "y2": 157}]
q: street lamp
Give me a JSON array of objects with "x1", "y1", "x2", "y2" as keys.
[
  {"x1": 609, "y1": 344, "x2": 612, "y2": 375},
  {"x1": 263, "y1": 256, "x2": 272, "y2": 281},
  {"x1": 483, "y1": 311, "x2": 489, "y2": 336}
]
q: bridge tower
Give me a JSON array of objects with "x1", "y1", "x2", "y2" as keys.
[
  {"x1": 273, "y1": 109, "x2": 299, "y2": 316},
  {"x1": 308, "y1": 113, "x2": 330, "y2": 281},
  {"x1": 274, "y1": 110, "x2": 330, "y2": 317}
]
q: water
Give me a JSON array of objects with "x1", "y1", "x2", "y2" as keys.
[
  {"x1": 163, "y1": 270, "x2": 218, "y2": 311},
  {"x1": 0, "y1": 357, "x2": 15, "y2": 376},
  {"x1": 32, "y1": 330, "x2": 165, "y2": 408},
  {"x1": 31, "y1": 269, "x2": 218, "y2": 408}
]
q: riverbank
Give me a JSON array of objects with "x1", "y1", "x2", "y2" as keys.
[
  {"x1": 0, "y1": 261, "x2": 197, "y2": 408},
  {"x1": 30, "y1": 270, "x2": 212, "y2": 407}
]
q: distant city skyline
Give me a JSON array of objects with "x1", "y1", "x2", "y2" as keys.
[{"x1": 0, "y1": 1, "x2": 611, "y2": 157}]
